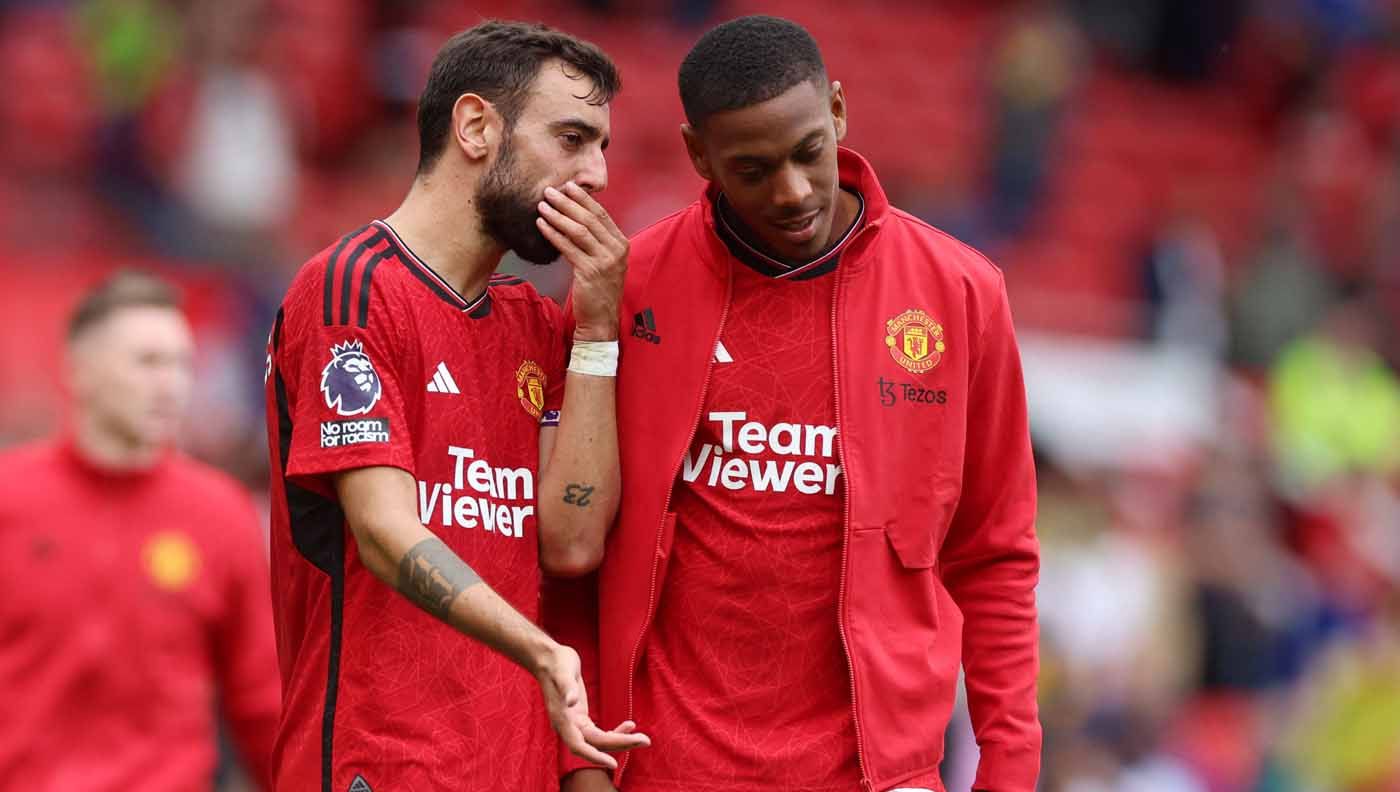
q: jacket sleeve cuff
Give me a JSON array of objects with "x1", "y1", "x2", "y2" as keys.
[{"x1": 972, "y1": 743, "x2": 1041, "y2": 792}]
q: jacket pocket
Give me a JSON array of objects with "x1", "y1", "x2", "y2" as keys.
[
  {"x1": 883, "y1": 520, "x2": 936, "y2": 569},
  {"x1": 885, "y1": 472, "x2": 962, "y2": 569},
  {"x1": 845, "y1": 523, "x2": 955, "y2": 780}
]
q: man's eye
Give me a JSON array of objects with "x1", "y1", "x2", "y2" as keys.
[
  {"x1": 737, "y1": 170, "x2": 763, "y2": 183},
  {"x1": 561, "y1": 133, "x2": 583, "y2": 150},
  {"x1": 795, "y1": 146, "x2": 822, "y2": 163}
]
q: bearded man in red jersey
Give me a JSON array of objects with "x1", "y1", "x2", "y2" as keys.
[
  {"x1": 0, "y1": 271, "x2": 279, "y2": 790},
  {"x1": 265, "y1": 21, "x2": 647, "y2": 792},
  {"x1": 552, "y1": 15, "x2": 1041, "y2": 792}
]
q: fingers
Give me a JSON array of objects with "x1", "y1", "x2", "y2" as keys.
[
  {"x1": 535, "y1": 216, "x2": 588, "y2": 265},
  {"x1": 538, "y1": 199, "x2": 597, "y2": 255},
  {"x1": 563, "y1": 724, "x2": 621, "y2": 770},
  {"x1": 581, "y1": 721, "x2": 651, "y2": 752},
  {"x1": 541, "y1": 183, "x2": 624, "y2": 253},
  {"x1": 560, "y1": 181, "x2": 624, "y2": 240}
]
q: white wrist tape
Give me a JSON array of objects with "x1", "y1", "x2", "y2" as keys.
[{"x1": 568, "y1": 340, "x2": 619, "y2": 377}]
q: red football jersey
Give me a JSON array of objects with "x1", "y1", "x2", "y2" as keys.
[
  {"x1": 0, "y1": 439, "x2": 278, "y2": 790},
  {"x1": 628, "y1": 251, "x2": 860, "y2": 792},
  {"x1": 265, "y1": 221, "x2": 566, "y2": 792}
]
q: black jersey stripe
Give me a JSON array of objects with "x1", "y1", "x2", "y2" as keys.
[
  {"x1": 355, "y1": 249, "x2": 389, "y2": 328},
  {"x1": 334, "y1": 230, "x2": 384, "y2": 325},
  {"x1": 323, "y1": 232, "x2": 356, "y2": 326},
  {"x1": 274, "y1": 369, "x2": 347, "y2": 792},
  {"x1": 271, "y1": 307, "x2": 285, "y2": 352},
  {"x1": 320, "y1": 538, "x2": 345, "y2": 792}
]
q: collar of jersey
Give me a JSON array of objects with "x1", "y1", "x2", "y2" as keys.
[{"x1": 373, "y1": 219, "x2": 492, "y2": 319}]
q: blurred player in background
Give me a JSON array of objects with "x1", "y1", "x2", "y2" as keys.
[
  {"x1": 0, "y1": 271, "x2": 279, "y2": 790},
  {"x1": 552, "y1": 15, "x2": 1040, "y2": 792},
  {"x1": 264, "y1": 21, "x2": 646, "y2": 791}
]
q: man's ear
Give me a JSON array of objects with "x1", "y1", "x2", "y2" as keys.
[
  {"x1": 680, "y1": 123, "x2": 713, "y2": 182},
  {"x1": 830, "y1": 80, "x2": 848, "y2": 142},
  {"x1": 451, "y1": 92, "x2": 495, "y2": 162}
]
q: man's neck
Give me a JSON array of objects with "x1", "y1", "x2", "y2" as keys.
[
  {"x1": 72, "y1": 414, "x2": 163, "y2": 472},
  {"x1": 382, "y1": 175, "x2": 503, "y2": 300}
]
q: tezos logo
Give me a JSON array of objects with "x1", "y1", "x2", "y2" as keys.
[
  {"x1": 321, "y1": 340, "x2": 382, "y2": 416},
  {"x1": 878, "y1": 377, "x2": 948, "y2": 408}
]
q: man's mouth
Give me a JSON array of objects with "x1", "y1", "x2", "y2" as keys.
[{"x1": 772, "y1": 209, "x2": 820, "y2": 244}]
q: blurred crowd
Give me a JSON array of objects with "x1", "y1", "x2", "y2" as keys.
[{"x1": 0, "y1": 0, "x2": 1396, "y2": 790}]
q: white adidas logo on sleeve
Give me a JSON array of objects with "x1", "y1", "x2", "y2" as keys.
[{"x1": 426, "y1": 361, "x2": 461, "y2": 394}]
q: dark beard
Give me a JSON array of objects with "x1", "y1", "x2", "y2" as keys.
[{"x1": 478, "y1": 134, "x2": 559, "y2": 266}]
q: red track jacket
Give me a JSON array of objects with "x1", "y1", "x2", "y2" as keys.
[{"x1": 548, "y1": 148, "x2": 1041, "y2": 792}]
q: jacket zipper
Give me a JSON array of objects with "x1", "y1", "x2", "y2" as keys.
[
  {"x1": 831, "y1": 263, "x2": 874, "y2": 792},
  {"x1": 616, "y1": 274, "x2": 734, "y2": 785}
]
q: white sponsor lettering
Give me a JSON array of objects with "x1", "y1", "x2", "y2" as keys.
[
  {"x1": 418, "y1": 445, "x2": 535, "y2": 538},
  {"x1": 682, "y1": 411, "x2": 842, "y2": 495}
]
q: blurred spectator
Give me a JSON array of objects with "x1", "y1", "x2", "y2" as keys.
[
  {"x1": 1282, "y1": 597, "x2": 1400, "y2": 791},
  {"x1": 1269, "y1": 298, "x2": 1400, "y2": 494},
  {"x1": 1229, "y1": 192, "x2": 1336, "y2": 371},
  {"x1": 987, "y1": 1, "x2": 1083, "y2": 235},
  {"x1": 1139, "y1": 195, "x2": 1228, "y2": 358},
  {"x1": 139, "y1": 0, "x2": 297, "y2": 260},
  {"x1": 1185, "y1": 466, "x2": 1325, "y2": 691}
]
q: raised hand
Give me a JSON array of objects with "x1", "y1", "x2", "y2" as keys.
[{"x1": 536, "y1": 181, "x2": 628, "y2": 341}]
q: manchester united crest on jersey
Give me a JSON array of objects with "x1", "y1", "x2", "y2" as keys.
[
  {"x1": 143, "y1": 531, "x2": 200, "y2": 591},
  {"x1": 515, "y1": 360, "x2": 547, "y2": 419},
  {"x1": 885, "y1": 309, "x2": 945, "y2": 374}
]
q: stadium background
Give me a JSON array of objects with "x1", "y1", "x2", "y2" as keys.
[{"x1": 2, "y1": 0, "x2": 1397, "y2": 789}]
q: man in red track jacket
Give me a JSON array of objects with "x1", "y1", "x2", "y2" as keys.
[
  {"x1": 0, "y1": 272, "x2": 279, "y2": 790},
  {"x1": 550, "y1": 16, "x2": 1041, "y2": 792}
]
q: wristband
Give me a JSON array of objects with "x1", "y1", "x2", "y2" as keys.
[{"x1": 568, "y1": 340, "x2": 619, "y2": 377}]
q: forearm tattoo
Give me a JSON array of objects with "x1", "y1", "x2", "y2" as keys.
[
  {"x1": 396, "y1": 538, "x2": 481, "y2": 621},
  {"x1": 563, "y1": 483, "x2": 595, "y2": 507}
]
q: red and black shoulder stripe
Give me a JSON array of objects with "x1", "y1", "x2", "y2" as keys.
[{"x1": 321, "y1": 224, "x2": 393, "y2": 329}]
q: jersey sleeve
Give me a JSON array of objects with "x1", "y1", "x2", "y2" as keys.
[{"x1": 278, "y1": 280, "x2": 415, "y2": 485}]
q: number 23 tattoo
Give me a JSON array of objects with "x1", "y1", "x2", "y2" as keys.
[{"x1": 563, "y1": 483, "x2": 594, "y2": 507}]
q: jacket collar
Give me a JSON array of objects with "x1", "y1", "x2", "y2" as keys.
[{"x1": 694, "y1": 146, "x2": 890, "y2": 279}]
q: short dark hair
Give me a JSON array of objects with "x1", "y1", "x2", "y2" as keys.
[
  {"x1": 416, "y1": 20, "x2": 620, "y2": 174},
  {"x1": 68, "y1": 270, "x2": 181, "y2": 342},
  {"x1": 678, "y1": 15, "x2": 827, "y2": 128}
]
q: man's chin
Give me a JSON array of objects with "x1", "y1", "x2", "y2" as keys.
[
  {"x1": 510, "y1": 235, "x2": 561, "y2": 266},
  {"x1": 514, "y1": 248, "x2": 559, "y2": 266}
]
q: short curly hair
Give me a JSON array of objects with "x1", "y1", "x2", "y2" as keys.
[
  {"x1": 416, "y1": 20, "x2": 620, "y2": 174},
  {"x1": 678, "y1": 15, "x2": 827, "y2": 128}
]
